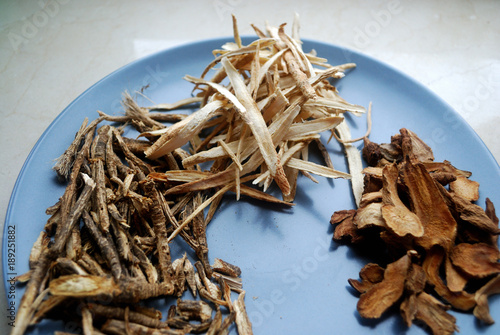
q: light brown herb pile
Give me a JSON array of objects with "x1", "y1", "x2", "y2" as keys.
[
  {"x1": 137, "y1": 15, "x2": 366, "y2": 206},
  {"x1": 13, "y1": 17, "x2": 368, "y2": 335},
  {"x1": 331, "y1": 128, "x2": 500, "y2": 334}
]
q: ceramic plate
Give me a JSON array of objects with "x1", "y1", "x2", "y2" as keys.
[{"x1": 3, "y1": 37, "x2": 500, "y2": 334}]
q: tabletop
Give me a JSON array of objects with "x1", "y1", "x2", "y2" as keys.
[{"x1": 1, "y1": 1, "x2": 499, "y2": 334}]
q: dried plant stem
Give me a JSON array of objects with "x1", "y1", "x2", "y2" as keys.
[{"x1": 168, "y1": 183, "x2": 233, "y2": 243}]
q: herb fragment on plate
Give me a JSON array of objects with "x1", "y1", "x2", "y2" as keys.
[{"x1": 331, "y1": 128, "x2": 500, "y2": 335}]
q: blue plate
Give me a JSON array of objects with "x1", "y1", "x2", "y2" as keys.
[{"x1": 3, "y1": 37, "x2": 500, "y2": 334}]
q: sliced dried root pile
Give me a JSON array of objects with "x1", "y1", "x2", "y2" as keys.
[
  {"x1": 14, "y1": 17, "x2": 368, "y2": 335},
  {"x1": 140, "y1": 15, "x2": 365, "y2": 204},
  {"x1": 331, "y1": 128, "x2": 500, "y2": 335}
]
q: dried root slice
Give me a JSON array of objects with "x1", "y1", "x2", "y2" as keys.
[
  {"x1": 403, "y1": 292, "x2": 458, "y2": 335},
  {"x1": 402, "y1": 158, "x2": 458, "y2": 251},
  {"x1": 330, "y1": 209, "x2": 364, "y2": 243},
  {"x1": 176, "y1": 300, "x2": 213, "y2": 323},
  {"x1": 381, "y1": 163, "x2": 423, "y2": 237},
  {"x1": 450, "y1": 243, "x2": 500, "y2": 278},
  {"x1": 399, "y1": 128, "x2": 434, "y2": 163},
  {"x1": 335, "y1": 118, "x2": 364, "y2": 206},
  {"x1": 423, "y1": 246, "x2": 476, "y2": 312},
  {"x1": 49, "y1": 275, "x2": 174, "y2": 303},
  {"x1": 102, "y1": 319, "x2": 189, "y2": 335},
  {"x1": 213, "y1": 258, "x2": 242, "y2": 277},
  {"x1": 144, "y1": 100, "x2": 224, "y2": 159},
  {"x1": 474, "y1": 274, "x2": 500, "y2": 324},
  {"x1": 354, "y1": 202, "x2": 386, "y2": 229},
  {"x1": 356, "y1": 254, "x2": 411, "y2": 318},
  {"x1": 88, "y1": 303, "x2": 164, "y2": 329},
  {"x1": 233, "y1": 292, "x2": 253, "y2": 335},
  {"x1": 450, "y1": 176, "x2": 480, "y2": 202},
  {"x1": 348, "y1": 263, "x2": 385, "y2": 293}
]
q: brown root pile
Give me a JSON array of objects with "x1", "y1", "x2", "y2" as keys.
[
  {"x1": 331, "y1": 128, "x2": 500, "y2": 335},
  {"x1": 13, "y1": 117, "x2": 251, "y2": 335}
]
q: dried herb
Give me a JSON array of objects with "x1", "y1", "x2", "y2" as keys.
[
  {"x1": 14, "y1": 16, "x2": 370, "y2": 335},
  {"x1": 332, "y1": 128, "x2": 500, "y2": 334}
]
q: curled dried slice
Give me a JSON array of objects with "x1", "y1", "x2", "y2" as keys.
[
  {"x1": 354, "y1": 202, "x2": 386, "y2": 230},
  {"x1": 450, "y1": 243, "x2": 500, "y2": 278},
  {"x1": 422, "y1": 246, "x2": 476, "y2": 311},
  {"x1": 411, "y1": 292, "x2": 458, "y2": 335},
  {"x1": 233, "y1": 292, "x2": 253, "y2": 335},
  {"x1": 399, "y1": 128, "x2": 434, "y2": 163},
  {"x1": 381, "y1": 163, "x2": 424, "y2": 237},
  {"x1": 359, "y1": 191, "x2": 383, "y2": 207},
  {"x1": 450, "y1": 193, "x2": 500, "y2": 236},
  {"x1": 356, "y1": 254, "x2": 411, "y2": 318},
  {"x1": 449, "y1": 176, "x2": 479, "y2": 202},
  {"x1": 474, "y1": 274, "x2": 500, "y2": 324},
  {"x1": 331, "y1": 209, "x2": 364, "y2": 243},
  {"x1": 144, "y1": 100, "x2": 224, "y2": 159},
  {"x1": 213, "y1": 258, "x2": 242, "y2": 278},
  {"x1": 402, "y1": 159, "x2": 457, "y2": 251},
  {"x1": 348, "y1": 263, "x2": 385, "y2": 294},
  {"x1": 445, "y1": 256, "x2": 469, "y2": 293}
]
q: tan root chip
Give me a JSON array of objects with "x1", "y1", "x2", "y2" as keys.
[
  {"x1": 449, "y1": 176, "x2": 480, "y2": 202},
  {"x1": 412, "y1": 292, "x2": 458, "y2": 335},
  {"x1": 474, "y1": 274, "x2": 500, "y2": 324},
  {"x1": 356, "y1": 254, "x2": 411, "y2": 318},
  {"x1": 331, "y1": 209, "x2": 364, "y2": 243},
  {"x1": 399, "y1": 128, "x2": 434, "y2": 163},
  {"x1": 359, "y1": 191, "x2": 383, "y2": 207},
  {"x1": 451, "y1": 193, "x2": 500, "y2": 235},
  {"x1": 348, "y1": 263, "x2": 385, "y2": 294},
  {"x1": 354, "y1": 202, "x2": 386, "y2": 230},
  {"x1": 402, "y1": 159, "x2": 457, "y2": 251},
  {"x1": 445, "y1": 256, "x2": 469, "y2": 293},
  {"x1": 213, "y1": 258, "x2": 242, "y2": 277},
  {"x1": 233, "y1": 292, "x2": 253, "y2": 335},
  {"x1": 422, "y1": 247, "x2": 476, "y2": 311},
  {"x1": 450, "y1": 243, "x2": 500, "y2": 278},
  {"x1": 381, "y1": 163, "x2": 424, "y2": 237}
]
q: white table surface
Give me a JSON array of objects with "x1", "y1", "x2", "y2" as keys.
[{"x1": 1, "y1": 0, "x2": 499, "y2": 333}]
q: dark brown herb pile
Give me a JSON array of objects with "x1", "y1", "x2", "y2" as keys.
[
  {"x1": 12, "y1": 108, "x2": 254, "y2": 335},
  {"x1": 331, "y1": 128, "x2": 500, "y2": 335}
]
